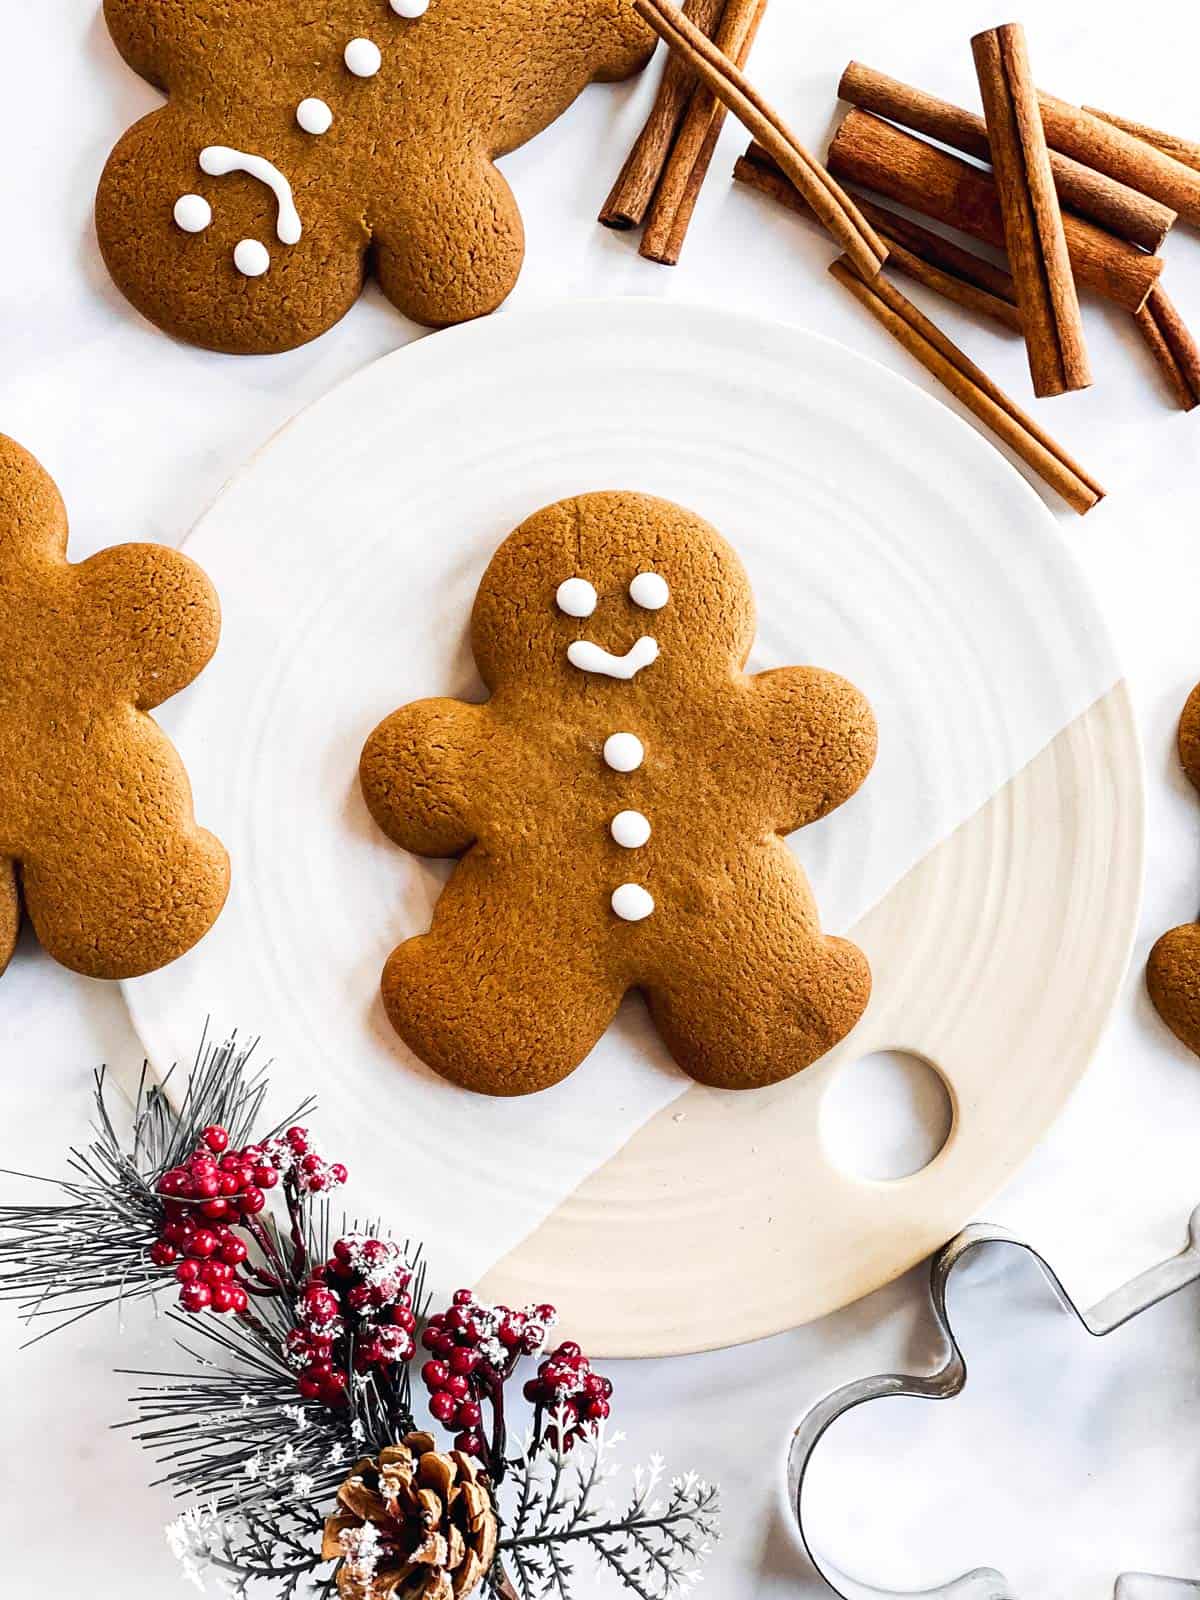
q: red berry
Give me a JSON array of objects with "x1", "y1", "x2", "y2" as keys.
[
  {"x1": 448, "y1": 1346, "x2": 478, "y2": 1376},
  {"x1": 330, "y1": 1164, "x2": 349, "y2": 1185},
  {"x1": 209, "y1": 1284, "x2": 239, "y2": 1314},
  {"x1": 498, "y1": 1318, "x2": 522, "y2": 1348},
  {"x1": 429, "y1": 1391, "x2": 458, "y2": 1424},
  {"x1": 422, "y1": 1361, "x2": 450, "y2": 1390},
  {"x1": 180, "y1": 1283, "x2": 212, "y2": 1313},
  {"x1": 218, "y1": 1172, "x2": 241, "y2": 1197},
  {"x1": 162, "y1": 1220, "x2": 193, "y2": 1247},
  {"x1": 218, "y1": 1238, "x2": 248, "y2": 1266},
  {"x1": 446, "y1": 1307, "x2": 470, "y2": 1334},
  {"x1": 302, "y1": 1287, "x2": 339, "y2": 1325},
  {"x1": 187, "y1": 1230, "x2": 219, "y2": 1259},
  {"x1": 175, "y1": 1261, "x2": 202, "y2": 1285},
  {"x1": 239, "y1": 1187, "x2": 265, "y2": 1216},
  {"x1": 453, "y1": 1289, "x2": 475, "y2": 1307},
  {"x1": 254, "y1": 1165, "x2": 278, "y2": 1189},
  {"x1": 557, "y1": 1342, "x2": 582, "y2": 1362},
  {"x1": 202, "y1": 1261, "x2": 233, "y2": 1283},
  {"x1": 189, "y1": 1155, "x2": 218, "y2": 1178},
  {"x1": 455, "y1": 1431, "x2": 485, "y2": 1457},
  {"x1": 201, "y1": 1198, "x2": 232, "y2": 1221},
  {"x1": 202, "y1": 1126, "x2": 230, "y2": 1153},
  {"x1": 523, "y1": 1379, "x2": 542, "y2": 1403},
  {"x1": 228, "y1": 1286, "x2": 248, "y2": 1314},
  {"x1": 585, "y1": 1399, "x2": 611, "y2": 1421},
  {"x1": 347, "y1": 1284, "x2": 372, "y2": 1312},
  {"x1": 149, "y1": 1241, "x2": 178, "y2": 1267},
  {"x1": 298, "y1": 1370, "x2": 323, "y2": 1401},
  {"x1": 156, "y1": 1168, "x2": 189, "y2": 1197},
  {"x1": 444, "y1": 1374, "x2": 470, "y2": 1401},
  {"x1": 457, "y1": 1400, "x2": 482, "y2": 1429},
  {"x1": 287, "y1": 1127, "x2": 309, "y2": 1150},
  {"x1": 320, "y1": 1370, "x2": 348, "y2": 1404},
  {"x1": 392, "y1": 1306, "x2": 416, "y2": 1334},
  {"x1": 535, "y1": 1304, "x2": 557, "y2": 1323}
]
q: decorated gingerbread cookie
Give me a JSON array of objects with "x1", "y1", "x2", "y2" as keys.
[
  {"x1": 96, "y1": 0, "x2": 652, "y2": 353},
  {"x1": 360, "y1": 492, "x2": 877, "y2": 1096},
  {"x1": 1147, "y1": 683, "x2": 1200, "y2": 1057},
  {"x1": 0, "y1": 436, "x2": 229, "y2": 981}
]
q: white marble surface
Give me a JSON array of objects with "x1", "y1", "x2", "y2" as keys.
[{"x1": 4, "y1": 1, "x2": 1200, "y2": 1595}]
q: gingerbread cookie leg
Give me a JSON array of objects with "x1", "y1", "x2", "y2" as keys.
[
  {"x1": 372, "y1": 155, "x2": 526, "y2": 329},
  {"x1": 644, "y1": 842, "x2": 871, "y2": 1090},
  {"x1": 20, "y1": 720, "x2": 229, "y2": 981},
  {"x1": 0, "y1": 860, "x2": 19, "y2": 978},
  {"x1": 381, "y1": 857, "x2": 625, "y2": 1097}
]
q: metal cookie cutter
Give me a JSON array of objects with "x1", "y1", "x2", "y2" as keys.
[{"x1": 787, "y1": 1211, "x2": 1200, "y2": 1600}]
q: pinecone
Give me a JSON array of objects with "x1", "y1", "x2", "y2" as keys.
[{"x1": 323, "y1": 1432, "x2": 499, "y2": 1600}]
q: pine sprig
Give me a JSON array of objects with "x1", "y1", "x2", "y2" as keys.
[
  {"x1": 494, "y1": 1422, "x2": 720, "y2": 1600},
  {"x1": 0, "y1": 1033, "x2": 311, "y2": 1343}
]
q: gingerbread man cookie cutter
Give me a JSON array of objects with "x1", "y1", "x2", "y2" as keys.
[{"x1": 787, "y1": 1209, "x2": 1200, "y2": 1600}]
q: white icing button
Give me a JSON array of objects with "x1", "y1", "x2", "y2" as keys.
[
  {"x1": 629, "y1": 571, "x2": 670, "y2": 610},
  {"x1": 345, "y1": 37, "x2": 383, "y2": 76},
  {"x1": 173, "y1": 193, "x2": 212, "y2": 233},
  {"x1": 611, "y1": 810, "x2": 651, "y2": 849},
  {"x1": 612, "y1": 883, "x2": 655, "y2": 922},
  {"x1": 233, "y1": 238, "x2": 271, "y2": 278},
  {"x1": 556, "y1": 577, "x2": 597, "y2": 618},
  {"x1": 297, "y1": 97, "x2": 333, "y2": 135},
  {"x1": 603, "y1": 732, "x2": 644, "y2": 773},
  {"x1": 391, "y1": 0, "x2": 429, "y2": 13}
]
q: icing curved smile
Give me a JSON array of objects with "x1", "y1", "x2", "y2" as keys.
[{"x1": 567, "y1": 637, "x2": 659, "y2": 680}]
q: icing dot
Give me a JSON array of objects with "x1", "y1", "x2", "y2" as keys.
[
  {"x1": 344, "y1": 37, "x2": 382, "y2": 76},
  {"x1": 611, "y1": 811, "x2": 652, "y2": 849},
  {"x1": 391, "y1": 0, "x2": 429, "y2": 13},
  {"x1": 234, "y1": 238, "x2": 271, "y2": 277},
  {"x1": 297, "y1": 97, "x2": 333, "y2": 135},
  {"x1": 603, "y1": 733, "x2": 644, "y2": 773},
  {"x1": 630, "y1": 571, "x2": 670, "y2": 610},
  {"x1": 556, "y1": 577, "x2": 597, "y2": 619},
  {"x1": 173, "y1": 193, "x2": 212, "y2": 234},
  {"x1": 612, "y1": 883, "x2": 655, "y2": 922}
]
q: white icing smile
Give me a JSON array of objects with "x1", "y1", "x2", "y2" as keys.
[
  {"x1": 568, "y1": 637, "x2": 659, "y2": 680},
  {"x1": 199, "y1": 146, "x2": 303, "y2": 245}
]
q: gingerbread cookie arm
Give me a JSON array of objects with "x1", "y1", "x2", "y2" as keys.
[
  {"x1": 644, "y1": 840, "x2": 871, "y2": 1090},
  {"x1": 361, "y1": 700, "x2": 489, "y2": 859},
  {"x1": 1179, "y1": 683, "x2": 1200, "y2": 793},
  {"x1": 20, "y1": 718, "x2": 229, "y2": 981},
  {"x1": 0, "y1": 860, "x2": 19, "y2": 979},
  {"x1": 748, "y1": 666, "x2": 878, "y2": 834},
  {"x1": 371, "y1": 155, "x2": 525, "y2": 329},
  {"x1": 74, "y1": 544, "x2": 221, "y2": 710},
  {"x1": 103, "y1": 0, "x2": 198, "y2": 90}
]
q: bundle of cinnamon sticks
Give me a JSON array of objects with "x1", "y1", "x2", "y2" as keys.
[{"x1": 602, "y1": 2, "x2": 1200, "y2": 515}]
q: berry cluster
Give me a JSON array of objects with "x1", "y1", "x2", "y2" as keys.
[
  {"x1": 285, "y1": 1235, "x2": 416, "y2": 1410},
  {"x1": 421, "y1": 1291, "x2": 558, "y2": 1456},
  {"x1": 149, "y1": 1123, "x2": 347, "y2": 1317},
  {"x1": 524, "y1": 1341, "x2": 614, "y2": 1446}
]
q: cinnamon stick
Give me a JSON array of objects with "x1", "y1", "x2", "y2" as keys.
[
  {"x1": 633, "y1": 0, "x2": 889, "y2": 280},
  {"x1": 600, "y1": 0, "x2": 726, "y2": 229},
  {"x1": 1082, "y1": 107, "x2": 1200, "y2": 176},
  {"x1": 827, "y1": 109, "x2": 1162, "y2": 313},
  {"x1": 838, "y1": 62, "x2": 1175, "y2": 252},
  {"x1": 972, "y1": 24, "x2": 1089, "y2": 397},
  {"x1": 1134, "y1": 287, "x2": 1200, "y2": 411},
  {"x1": 829, "y1": 256, "x2": 1104, "y2": 515},
  {"x1": 640, "y1": 0, "x2": 766, "y2": 264},
  {"x1": 735, "y1": 145, "x2": 1022, "y2": 330},
  {"x1": 1037, "y1": 94, "x2": 1200, "y2": 228}
]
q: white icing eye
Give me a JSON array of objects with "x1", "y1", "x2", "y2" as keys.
[
  {"x1": 611, "y1": 811, "x2": 651, "y2": 849},
  {"x1": 556, "y1": 578, "x2": 597, "y2": 619},
  {"x1": 297, "y1": 97, "x2": 333, "y2": 135},
  {"x1": 391, "y1": 0, "x2": 429, "y2": 13},
  {"x1": 629, "y1": 571, "x2": 670, "y2": 610},
  {"x1": 603, "y1": 733, "x2": 644, "y2": 773},
  {"x1": 612, "y1": 883, "x2": 655, "y2": 922},
  {"x1": 174, "y1": 194, "x2": 212, "y2": 234},
  {"x1": 345, "y1": 37, "x2": 382, "y2": 76},
  {"x1": 234, "y1": 239, "x2": 271, "y2": 277}
]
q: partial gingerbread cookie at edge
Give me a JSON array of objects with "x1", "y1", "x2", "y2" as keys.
[
  {"x1": 1148, "y1": 682, "x2": 1200, "y2": 1056},
  {"x1": 361, "y1": 491, "x2": 877, "y2": 1097},
  {"x1": 0, "y1": 436, "x2": 229, "y2": 980},
  {"x1": 96, "y1": 0, "x2": 653, "y2": 353}
]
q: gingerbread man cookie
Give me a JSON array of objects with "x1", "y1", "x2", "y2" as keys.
[
  {"x1": 1148, "y1": 683, "x2": 1200, "y2": 1057},
  {"x1": 96, "y1": 0, "x2": 652, "y2": 353},
  {"x1": 0, "y1": 436, "x2": 229, "y2": 981},
  {"x1": 360, "y1": 492, "x2": 877, "y2": 1096}
]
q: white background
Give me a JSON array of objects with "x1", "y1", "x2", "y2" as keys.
[{"x1": 5, "y1": 1, "x2": 1200, "y2": 1595}]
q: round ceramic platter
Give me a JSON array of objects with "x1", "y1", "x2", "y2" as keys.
[{"x1": 124, "y1": 298, "x2": 1142, "y2": 1357}]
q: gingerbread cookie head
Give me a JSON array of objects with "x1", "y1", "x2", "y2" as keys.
[
  {"x1": 96, "y1": 0, "x2": 652, "y2": 353},
  {"x1": 361, "y1": 491, "x2": 877, "y2": 1097},
  {"x1": 0, "y1": 436, "x2": 229, "y2": 980},
  {"x1": 470, "y1": 495, "x2": 758, "y2": 693}
]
